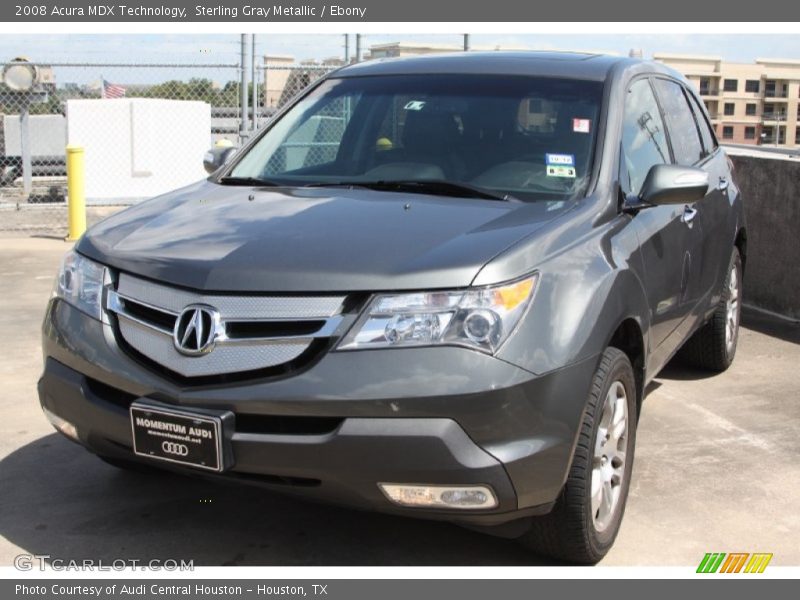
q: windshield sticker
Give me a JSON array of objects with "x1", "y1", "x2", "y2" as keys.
[
  {"x1": 546, "y1": 153, "x2": 575, "y2": 166},
  {"x1": 547, "y1": 165, "x2": 577, "y2": 178},
  {"x1": 573, "y1": 118, "x2": 592, "y2": 133},
  {"x1": 404, "y1": 100, "x2": 426, "y2": 111}
]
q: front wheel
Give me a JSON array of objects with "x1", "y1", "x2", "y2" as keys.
[{"x1": 517, "y1": 347, "x2": 637, "y2": 564}]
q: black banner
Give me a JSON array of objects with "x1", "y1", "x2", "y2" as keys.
[
  {"x1": 3, "y1": 0, "x2": 800, "y2": 22},
  {"x1": 3, "y1": 579, "x2": 796, "y2": 600}
]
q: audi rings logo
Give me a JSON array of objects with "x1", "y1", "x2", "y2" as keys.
[
  {"x1": 162, "y1": 441, "x2": 189, "y2": 457},
  {"x1": 173, "y1": 304, "x2": 220, "y2": 356}
]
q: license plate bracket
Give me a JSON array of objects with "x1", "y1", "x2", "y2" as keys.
[{"x1": 129, "y1": 401, "x2": 234, "y2": 472}]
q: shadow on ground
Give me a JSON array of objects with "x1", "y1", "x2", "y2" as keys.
[
  {"x1": 653, "y1": 307, "x2": 800, "y2": 383},
  {"x1": 0, "y1": 434, "x2": 559, "y2": 566}
]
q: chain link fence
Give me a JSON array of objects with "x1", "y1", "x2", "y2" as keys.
[{"x1": 0, "y1": 60, "x2": 336, "y2": 234}]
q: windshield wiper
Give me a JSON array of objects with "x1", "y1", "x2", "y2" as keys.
[
  {"x1": 218, "y1": 176, "x2": 281, "y2": 187},
  {"x1": 306, "y1": 180, "x2": 516, "y2": 202}
]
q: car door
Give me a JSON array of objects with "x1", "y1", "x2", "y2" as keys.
[
  {"x1": 684, "y1": 88, "x2": 735, "y2": 302},
  {"x1": 620, "y1": 77, "x2": 696, "y2": 360},
  {"x1": 652, "y1": 77, "x2": 722, "y2": 317}
]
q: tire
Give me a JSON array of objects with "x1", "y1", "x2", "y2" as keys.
[
  {"x1": 517, "y1": 347, "x2": 638, "y2": 564},
  {"x1": 679, "y1": 247, "x2": 742, "y2": 372}
]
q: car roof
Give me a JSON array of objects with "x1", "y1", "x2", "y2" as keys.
[{"x1": 334, "y1": 51, "x2": 657, "y2": 82}]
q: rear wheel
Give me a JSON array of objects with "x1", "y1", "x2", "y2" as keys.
[
  {"x1": 680, "y1": 247, "x2": 742, "y2": 372},
  {"x1": 517, "y1": 347, "x2": 637, "y2": 564}
]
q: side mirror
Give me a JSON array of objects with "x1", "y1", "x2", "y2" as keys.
[
  {"x1": 626, "y1": 164, "x2": 709, "y2": 211},
  {"x1": 203, "y1": 145, "x2": 237, "y2": 174}
]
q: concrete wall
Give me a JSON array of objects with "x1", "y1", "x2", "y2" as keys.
[
  {"x1": 730, "y1": 155, "x2": 800, "y2": 319},
  {"x1": 67, "y1": 98, "x2": 211, "y2": 202}
]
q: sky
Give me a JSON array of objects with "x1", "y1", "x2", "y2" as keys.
[{"x1": 1, "y1": 33, "x2": 799, "y2": 86}]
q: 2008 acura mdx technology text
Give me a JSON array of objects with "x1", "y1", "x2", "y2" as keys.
[{"x1": 39, "y1": 52, "x2": 745, "y2": 563}]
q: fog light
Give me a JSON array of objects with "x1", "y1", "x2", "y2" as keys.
[
  {"x1": 42, "y1": 407, "x2": 79, "y2": 441},
  {"x1": 378, "y1": 484, "x2": 497, "y2": 509}
]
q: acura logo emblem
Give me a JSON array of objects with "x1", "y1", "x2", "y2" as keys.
[{"x1": 173, "y1": 304, "x2": 220, "y2": 356}]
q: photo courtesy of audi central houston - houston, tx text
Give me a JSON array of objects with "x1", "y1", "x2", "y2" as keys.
[{"x1": 0, "y1": 3, "x2": 799, "y2": 591}]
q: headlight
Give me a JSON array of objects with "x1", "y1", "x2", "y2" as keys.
[
  {"x1": 338, "y1": 275, "x2": 537, "y2": 354},
  {"x1": 54, "y1": 250, "x2": 106, "y2": 320}
]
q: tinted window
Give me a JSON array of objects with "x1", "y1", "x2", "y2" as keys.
[
  {"x1": 686, "y1": 91, "x2": 718, "y2": 156},
  {"x1": 654, "y1": 79, "x2": 704, "y2": 165},
  {"x1": 723, "y1": 126, "x2": 734, "y2": 139},
  {"x1": 620, "y1": 79, "x2": 670, "y2": 195},
  {"x1": 745, "y1": 80, "x2": 760, "y2": 93},
  {"x1": 746, "y1": 103, "x2": 757, "y2": 116},
  {"x1": 723, "y1": 79, "x2": 738, "y2": 92},
  {"x1": 724, "y1": 103, "x2": 735, "y2": 116},
  {"x1": 232, "y1": 74, "x2": 603, "y2": 202}
]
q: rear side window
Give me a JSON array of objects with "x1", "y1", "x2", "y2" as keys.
[
  {"x1": 654, "y1": 79, "x2": 704, "y2": 166},
  {"x1": 620, "y1": 79, "x2": 670, "y2": 195},
  {"x1": 686, "y1": 91, "x2": 718, "y2": 157}
]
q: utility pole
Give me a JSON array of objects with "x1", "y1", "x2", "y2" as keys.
[
  {"x1": 344, "y1": 34, "x2": 350, "y2": 64},
  {"x1": 355, "y1": 34, "x2": 362, "y2": 63},
  {"x1": 19, "y1": 106, "x2": 31, "y2": 195},
  {"x1": 239, "y1": 34, "x2": 249, "y2": 142},
  {"x1": 251, "y1": 33, "x2": 257, "y2": 132},
  {"x1": 463, "y1": 34, "x2": 470, "y2": 51}
]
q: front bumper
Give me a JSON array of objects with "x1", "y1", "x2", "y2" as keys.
[{"x1": 39, "y1": 299, "x2": 599, "y2": 525}]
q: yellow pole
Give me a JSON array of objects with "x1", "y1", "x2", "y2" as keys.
[{"x1": 65, "y1": 145, "x2": 86, "y2": 241}]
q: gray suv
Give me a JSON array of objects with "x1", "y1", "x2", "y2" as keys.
[{"x1": 39, "y1": 52, "x2": 745, "y2": 564}]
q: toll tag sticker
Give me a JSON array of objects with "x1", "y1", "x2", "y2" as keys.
[
  {"x1": 546, "y1": 165, "x2": 577, "y2": 178},
  {"x1": 573, "y1": 118, "x2": 592, "y2": 133},
  {"x1": 545, "y1": 153, "x2": 575, "y2": 166}
]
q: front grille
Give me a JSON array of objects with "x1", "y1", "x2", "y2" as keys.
[
  {"x1": 106, "y1": 273, "x2": 348, "y2": 379},
  {"x1": 235, "y1": 414, "x2": 343, "y2": 436},
  {"x1": 86, "y1": 375, "x2": 344, "y2": 437}
]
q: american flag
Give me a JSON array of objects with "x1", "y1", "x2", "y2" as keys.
[{"x1": 102, "y1": 79, "x2": 126, "y2": 99}]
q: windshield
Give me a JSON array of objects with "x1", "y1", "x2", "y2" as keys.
[{"x1": 230, "y1": 74, "x2": 603, "y2": 202}]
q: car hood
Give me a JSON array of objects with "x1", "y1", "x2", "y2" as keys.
[{"x1": 78, "y1": 181, "x2": 566, "y2": 292}]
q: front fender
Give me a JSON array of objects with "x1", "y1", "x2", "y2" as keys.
[{"x1": 491, "y1": 216, "x2": 651, "y2": 377}]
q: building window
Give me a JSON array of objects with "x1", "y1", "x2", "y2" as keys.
[
  {"x1": 723, "y1": 79, "x2": 738, "y2": 92},
  {"x1": 722, "y1": 126, "x2": 734, "y2": 139},
  {"x1": 795, "y1": 127, "x2": 800, "y2": 145},
  {"x1": 746, "y1": 103, "x2": 757, "y2": 116},
  {"x1": 745, "y1": 80, "x2": 760, "y2": 93},
  {"x1": 764, "y1": 103, "x2": 775, "y2": 119},
  {"x1": 764, "y1": 80, "x2": 784, "y2": 97},
  {"x1": 724, "y1": 103, "x2": 735, "y2": 116},
  {"x1": 699, "y1": 78, "x2": 711, "y2": 95},
  {"x1": 744, "y1": 126, "x2": 756, "y2": 140}
]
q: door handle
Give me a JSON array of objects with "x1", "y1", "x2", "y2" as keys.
[
  {"x1": 718, "y1": 177, "x2": 729, "y2": 191},
  {"x1": 682, "y1": 205, "x2": 698, "y2": 225}
]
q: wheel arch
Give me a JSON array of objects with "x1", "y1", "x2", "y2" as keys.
[
  {"x1": 606, "y1": 318, "x2": 646, "y2": 411},
  {"x1": 735, "y1": 226, "x2": 747, "y2": 273}
]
